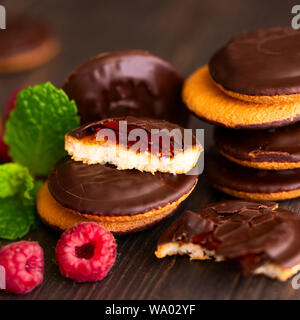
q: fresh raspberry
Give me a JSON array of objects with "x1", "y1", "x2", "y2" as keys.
[
  {"x1": 0, "y1": 88, "x2": 21, "y2": 163},
  {"x1": 0, "y1": 127, "x2": 10, "y2": 163},
  {"x1": 56, "y1": 222, "x2": 117, "y2": 282},
  {"x1": 0, "y1": 241, "x2": 44, "y2": 294}
]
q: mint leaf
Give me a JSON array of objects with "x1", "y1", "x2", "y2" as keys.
[
  {"x1": 0, "y1": 197, "x2": 35, "y2": 240},
  {"x1": 4, "y1": 82, "x2": 80, "y2": 177},
  {"x1": 0, "y1": 163, "x2": 40, "y2": 240},
  {"x1": 0, "y1": 163, "x2": 34, "y2": 199}
]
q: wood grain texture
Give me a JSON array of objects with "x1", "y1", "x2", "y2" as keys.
[{"x1": 0, "y1": 0, "x2": 300, "y2": 300}]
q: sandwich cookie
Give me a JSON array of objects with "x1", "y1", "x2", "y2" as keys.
[
  {"x1": 214, "y1": 123, "x2": 300, "y2": 170},
  {"x1": 37, "y1": 158, "x2": 198, "y2": 234},
  {"x1": 62, "y1": 50, "x2": 188, "y2": 125},
  {"x1": 209, "y1": 27, "x2": 300, "y2": 105},
  {"x1": 183, "y1": 65, "x2": 300, "y2": 129},
  {"x1": 205, "y1": 149, "x2": 300, "y2": 201},
  {"x1": 155, "y1": 200, "x2": 300, "y2": 281},
  {"x1": 0, "y1": 16, "x2": 59, "y2": 73},
  {"x1": 65, "y1": 116, "x2": 202, "y2": 174}
]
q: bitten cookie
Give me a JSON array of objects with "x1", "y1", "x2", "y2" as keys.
[
  {"x1": 183, "y1": 65, "x2": 300, "y2": 129},
  {"x1": 214, "y1": 123, "x2": 300, "y2": 170},
  {"x1": 209, "y1": 26, "x2": 300, "y2": 105},
  {"x1": 62, "y1": 50, "x2": 188, "y2": 125},
  {"x1": 205, "y1": 149, "x2": 300, "y2": 201},
  {"x1": 0, "y1": 16, "x2": 59, "y2": 73},
  {"x1": 155, "y1": 200, "x2": 300, "y2": 281},
  {"x1": 65, "y1": 116, "x2": 202, "y2": 174},
  {"x1": 37, "y1": 158, "x2": 198, "y2": 235}
]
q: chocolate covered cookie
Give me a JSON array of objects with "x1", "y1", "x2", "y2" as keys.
[
  {"x1": 0, "y1": 16, "x2": 59, "y2": 73},
  {"x1": 62, "y1": 50, "x2": 188, "y2": 125},
  {"x1": 183, "y1": 66, "x2": 300, "y2": 129},
  {"x1": 205, "y1": 149, "x2": 300, "y2": 201},
  {"x1": 214, "y1": 124, "x2": 300, "y2": 170},
  {"x1": 37, "y1": 158, "x2": 198, "y2": 234},
  {"x1": 155, "y1": 200, "x2": 300, "y2": 281},
  {"x1": 209, "y1": 27, "x2": 300, "y2": 104}
]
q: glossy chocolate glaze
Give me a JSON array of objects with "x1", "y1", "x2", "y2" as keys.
[
  {"x1": 214, "y1": 123, "x2": 300, "y2": 163},
  {"x1": 68, "y1": 116, "x2": 197, "y2": 158},
  {"x1": 205, "y1": 150, "x2": 300, "y2": 193},
  {"x1": 48, "y1": 158, "x2": 198, "y2": 216},
  {"x1": 159, "y1": 200, "x2": 300, "y2": 269},
  {"x1": 209, "y1": 27, "x2": 300, "y2": 96},
  {"x1": 62, "y1": 50, "x2": 188, "y2": 125},
  {"x1": 0, "y1": 16, "x2": 53, "y2": 57}
]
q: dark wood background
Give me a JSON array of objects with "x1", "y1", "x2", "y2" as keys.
[{"x1": 0, "y1": 0, "x2": 300, "y2": 300}]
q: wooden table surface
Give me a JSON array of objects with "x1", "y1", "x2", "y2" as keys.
[{"x1": 0, "y1": 0, "x2": 300, "y2": 300}]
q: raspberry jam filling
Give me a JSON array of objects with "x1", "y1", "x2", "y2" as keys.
[
  {"x1": 191, "y1": 232, "x2": 268, "y2": 273},
  {"x1": 191, "y1": 233, "x2": 220, "y2": 251},
  {"x1": 86, "y1": 119, "x2": 179, "y2": 158},
  {"x1": 236, "y1": 253, "x2": 268, "y2": 274}
]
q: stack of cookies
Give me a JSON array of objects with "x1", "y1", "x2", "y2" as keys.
[
  {"x1": 37, "y1": 117, "x2": 202, "y2": 235},
  {"x1": 183, "y1": 26, "x2": 300, "y2": 201},
  {"x1": 37, "y1": 51, "x2": 202, "y2": 235}
]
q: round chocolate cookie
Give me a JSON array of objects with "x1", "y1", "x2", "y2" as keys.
[
  {"x1": 37, "y1": 158, "x2": 198, "y2": 234},
  {"x1": 183, "y1": 66, "x2": 300, "y2": 129},
  {"x1": 0, "y1": 16, "x2": 59, "y2": 73},
  {"x1": 205, "y1": 149, "x2": 300, "y2": 201},
  {"x1": 214, "y1": 123, "x2": 300, "y2": 170},
  {"x1": 62, "y1": 50, "x2": 188, "y2": 125},
  {"x1": 209, "y1": 27, "x2": 300, "y2": 104}
]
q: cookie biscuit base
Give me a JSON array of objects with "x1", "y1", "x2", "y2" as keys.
[{"x1": 65, "y1": 134, "x2": 202, "y2": 174}]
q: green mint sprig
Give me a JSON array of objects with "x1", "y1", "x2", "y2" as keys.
[
  {"x1": 5, "y1": 82, "x2": 80, "y2": 177},
  {"x1": 0, "y1": 82, "x2": 80, "y2": 239}
]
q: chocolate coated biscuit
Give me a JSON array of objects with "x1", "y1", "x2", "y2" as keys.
[
  {"x1": 62, "y1": 50, "x2": 188, "y2": 125},
  {"x1": 205, "y1": 149, "x2": 300, "y2": 200},
  {"x1": 37, "y1": 158, "x2": 198, "y2": 234},
  {"x1": 214, "y1": 123, "x2": 300, "y2": 170},
  {"x1": 209, "y1": 27, "x2": 300, "y2": 104},
  {"x1": 183, "y1": 66, "x2": 300, "y2": 129},
  {"x1": 0, "y1": 16, "x2": 59, "y2": 73}
]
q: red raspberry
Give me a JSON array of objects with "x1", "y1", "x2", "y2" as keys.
[
  {"x1": 0, "y1": 241, "x2": 44, "y2": 294},
  {"x1": 0, "y1": 127, "x2": 10, "y2": 163},
  {"x1": 0, "y1": 88, "x2": 21, "y2": 163},
  {"x1": 56, "y1": 222, "x2": 117, "y2": 282}
]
